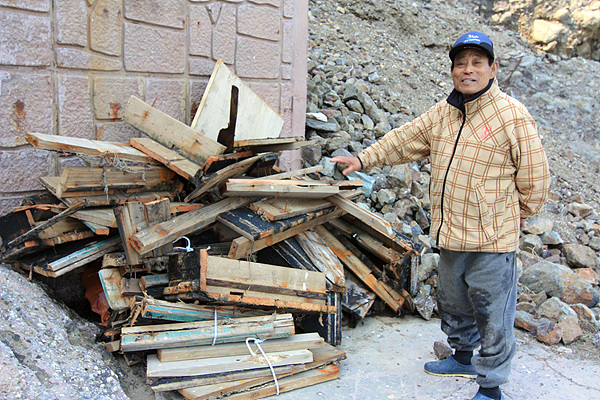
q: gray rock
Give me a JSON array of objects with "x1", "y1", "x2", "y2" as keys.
[
  {"x1": 540, "y1": 231, "x2": 564, "y2": 245},
  {"x1": 361, "y1": 114, "x2": 374, "y2": 130},
  {"x1": 559, "y1": 314, "x2": 583, "y2": 344},
  {"x1": 346, "y1": 99, "x2": 364, "y2": 113},
  {"x1": 433, "y1": 340, "x2": 453, "y2": 360},
  {"x1": 347, "y1": 171, "x2": 375, "y2": 198},
  {"x1": 302, "y1": 145, "x2": 323, "y2": 166},
  {"x1": 418, "y1": 253, "x2": 439, "y2": 282},
  {"x1": 414, "y1": 292, "x2": 435, "y2": 320},
  {"x1": 523, "y1": 217, "x2": 554, "y2": 235},
  {"x1": 306, "y1": 117, "x2": 340, "y2": 132},
  {"x1": 567, "y1": 202, "x2": 594, "y2": 218},
  {"x1": 373, "y1": 121, "x2": 392, "y2": 137},
  {"x1": 377, "y1": 188, "x2": 396, "y2": 205},
  {"x1": 358, "y1": 92, "x2": 387, "y2": 124},
  {"x1": 562, "y1": 243, "x2": 599, "y2": 270},
  {"x1": 519, "y1": 234, "x2": 544, "y2": 255},
  {"x1": 319, "y1": 156, "x2": 336, "y2": 177},
  {"x1": 535, "y1": 297, "x2": 577, "y2": 321},
  {"x1": 388, "y1": 164, "x2": 412, "y2": 189},
  {"x1": 571, "y1": 303, "x2": 600, "y2": 333}
]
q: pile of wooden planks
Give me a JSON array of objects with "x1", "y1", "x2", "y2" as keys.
[{"x1": 0, "y1": 59, "x2": 421, "y2": 399}]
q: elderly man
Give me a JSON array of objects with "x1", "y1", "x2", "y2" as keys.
[{"x1": 331, "y1": 31, "x2": 550, "y2": 400}]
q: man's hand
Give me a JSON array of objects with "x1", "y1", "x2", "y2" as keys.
[{"x1": 330, "y1": 156, "x2": 362, "y2": 176}]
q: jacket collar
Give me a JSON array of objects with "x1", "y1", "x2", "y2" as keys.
[{"x1": 446, "y1": 78, "x2": 497, "y2": 113}]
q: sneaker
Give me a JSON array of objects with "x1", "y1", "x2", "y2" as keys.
[
  {"x1": 424, "y1": 356, "x2": 477, "y2": 378},
  {"x1": 470, "y1": 393, "x2": 504, "y2": 400}
]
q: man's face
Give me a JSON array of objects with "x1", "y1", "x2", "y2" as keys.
[{"x1": 451, "y1": 48, "x2": 498, "y2": 99}]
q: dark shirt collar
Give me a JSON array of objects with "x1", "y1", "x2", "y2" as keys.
[{"x1": 446, "y1": 78, "x2": 494, "y2": 112}]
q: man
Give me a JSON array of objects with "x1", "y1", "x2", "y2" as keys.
[{"x1": 331, "y1": 32, "x2": 550, "y2": 400}]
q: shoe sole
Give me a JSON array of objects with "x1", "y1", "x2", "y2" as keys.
[{"x1": 424, "y1": 369, "x2": 477, "y2": 379}]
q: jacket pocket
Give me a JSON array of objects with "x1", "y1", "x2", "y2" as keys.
[{"x1": 474, "y1": 181, "x2": 497, "y2": 242}]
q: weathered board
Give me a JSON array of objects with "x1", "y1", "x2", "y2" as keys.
[
  {"x1": 295, "y1": 229, "x2": 345, "y2": 292},
  {"x1": 225, "y1": 178, "x2": 339, "y2": 199},
  {"x1": 98, "y1": 268, "x2": 130, "y2": 311},
  {"x1": 25, "y1": 132, "x2": 155, "y2": 164},
  {"x1": 122, "y1": 95, "x2": 226, "y2": 166},
  {"x1": 190, "y1": 59, "x2": 284, "y2": 143}
]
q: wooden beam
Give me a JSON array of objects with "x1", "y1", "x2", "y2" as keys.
[
  {"x1": 147, "y1": 349, "x2": 313, "y2": 379},
  {"x1": 158, "y1": 332, "x2": 323, "y2": 363},
  {"x1": 225, "y1": 178, "x2": 339, "y2": 198},
  {"x1": 235, "y1": 137, "x2": 329, "y2": 153},
  {"x1": 25, "y1": 132, "x2": 155, "y2": 164},
  {"x1": 98, "y1": 268, "x2": 130, "y2": 311},
  {"x1": 122, "y1": 96, "x2": 226, "y2": 165},
  {"x1": 326, "y1": 194, "x2": 394, "y2": 238},
  {"x1": 316, "y1": 225, "x2": 407, "y2": 313},
  {"x1": 130, "y1": 196, "x2": 252, "y2": 255},
  {"x1": 129, "y1": 137, "x2": 202, "y2": 183},
  {"x1": 228, "y1": 208, "x2": 345, "y2": 260}
]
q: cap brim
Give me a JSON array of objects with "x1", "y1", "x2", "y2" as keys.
[{"x1": 449, "y1": 44, "x2": 494, "y2": 62}]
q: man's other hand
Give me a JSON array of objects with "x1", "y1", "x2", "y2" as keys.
[{"x1": 330, "y1": 156, "x2": 362, "y2": 176}]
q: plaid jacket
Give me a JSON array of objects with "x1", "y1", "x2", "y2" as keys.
[{"x1": 358, "y1": 81, "x2": 550, "y2": 252}]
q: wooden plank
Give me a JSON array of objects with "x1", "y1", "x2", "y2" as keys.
[
  {"x1": 184, "y1": 153, "x2": 269, "y2": 203},
  {"x1": 42, "y1": 236, "x2": 122, "y2": 276},
  {"x1": 142, "y1": 198, "x2": 173, "y2": 257},
  {"x1": 228, "y1": 208, "x2": 345, "y2": 260},
  {"x1": 343, "y1": 272, "x2": 376, "y2": 322},
  {"x1": 129, "y1": 137, "x2": 202, "y2": 183},
  {"x1": 55, "y1": 166, "x2": 176, "y2": 198},
  {"x1": 225, "y1": 178, "x2": 339, "y2": 199},
  {"x1": 81, "y1": 220, "x2": 111, "y2": 235},
  {"x1": 316, "y1": 225, "x2": 407, "y2": 313},
  {"x1": 298, "y1": 291, "x2": 343, "y2": 346},
  {"x1": 122, "y1": 95, "x2": 226, "y2": 165},
  {"x1": 235, "y1": 137, "x2": 329, "y2": 153},
  {"x1": 120, "y1": 314, "x2": 295, "y2": 351},
  {"x1": 98, "y1": 268, "x2": 130, "y2": 311},
  {"x1": 158, "y1": 332, "x2": 323, "y2": 362},
  {"x1": 72, "y1": 208, "x2": 118, "y2": 228},
  {"x1": 191, "y1": 59, "x2": 284, "y2": 143},
  {"x1": 326, "y1": 194, "x2": 394, "y2": 238},
  {"x1": 219, "y1": 364, "x2": 340, "y2": 400},
  {"x1": 130, "y1": 196, "x2": 252, "y2": 255},
  {"x1": 35, "y1": 218, "x2": 88, "y2": 240},
  {"x1": 153, "y1": 342, "x2": 344, "y2": 393},
  {"x1": 248, "y1": 188, "x2": 358, "y2": 222},
  {"x1": 148, "y1": 349, "x2": 313, "y2": 379},
  {"x1": 255, "y1": 165, "x2": 324, "y2": 181},
  {"x1": 114, "y1": 203, "x2": 142, "y2": 265},
  {"x1": 140, "y1": 297, "x2": 268, "y2": 323},
  {"x1": 25, "y1": 132, "x2": 155, "y2": 164},
  {"x1": 342, "y1": 214, "x2": 415, "y2": 254},
  {"x1": 270, "y1": 238, "x2": 318, "y2": 272},
  {"x1": 233, "y1": 137, "x2": 301, "y2": 148},
  {"x1": 202, "y1": 151, "x2": 254, "y2": 175},
  {"x1": 295, "y1": 229, "x2": 345, "y2": 291}
]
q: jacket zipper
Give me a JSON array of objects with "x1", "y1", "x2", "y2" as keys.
[{"x1": 436, "y1": 112, "x2": 466, "y2": 246}]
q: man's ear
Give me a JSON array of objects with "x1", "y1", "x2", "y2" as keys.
[{"x1": 490, "y1": 61, "x2": 499, "y2": 78}]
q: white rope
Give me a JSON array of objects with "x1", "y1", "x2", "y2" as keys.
[
  {"x1": 172, "y1": 236, "x2": 193, "y2": 252},
  {"x1": 212, "y1": 308, "x2": 218, "y2": 346},
  {"x1": 245, "y1": 337, "x2": 280, "y2": 395}
]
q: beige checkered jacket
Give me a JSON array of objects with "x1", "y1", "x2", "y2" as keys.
[{"x1": 359, "y1": 81, "x2": 550, "y2": 252}]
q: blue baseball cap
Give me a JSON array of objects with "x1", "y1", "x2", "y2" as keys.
[{"x1": 449, "y1": 31, "x2": 494, "y2": 62}]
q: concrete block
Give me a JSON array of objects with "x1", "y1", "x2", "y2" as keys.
[
  {"x1": 282, "y1": 19, "x2": 293, "y2": 63},
  {"x1": 56, "y1": 0, "x2": 88, "y2": 46},
  {"x1": 282, "y1": 0, "x2": 294, "y2": 18},
  {"x1": 56, "y1": 48, "x2": 121, "y2": 71},
  {"x1": 145, "y1": 79, "x2": 187, "y2": 122},
  {"x1": 0, "y1": 197, "x2": 23, "y2": 217},
  {"x1": 92, "y1": 77, "x2": 144, "y2": 120},
  {"x1": 124, "y1": 22, "x2": 186, "y2": 73},
  {"x1": 213, "y1": 4, "x2": 236, "y2": 63},
  {"x1": 189, "y1": 57, "x2": 217, "y2": 76},
  {"x1": 96, "y1": 122, "x2": 140, "y2": 143},
  {"x1": 238, "y1": 4, "x2": 281, "y2": 41},
  {"x1": 236, "y1": 36, "x2": 280, "y2": 78},
  {"x1": 58, "y1": 155, "x2": 86, "y2": 172},
  {"x1": 0, "y1": 0, "x2": 49, "y2": 12},
  {"x1": 124, "y1": 0, "x2": 185, "y2": 29},
  {"x1": 250, "y1": 82, "x2": 280, "y2": 113},
  {"x1": 250, "y1": 0, "x2": 280, "y2": 6},
  {"x1": 189, "y1": 4, "x2": 212, "y2": 57},
  {"x1": 58, "y1": 75, "x2": 95, "y2": 140},
  {"x1": 0, "y1": 9, "x2": 52, "y2": 66},
  {"x1": 0, "y1": 149, "x2": 53, "y2": 192},
  {"x1": 90, "y1": 0, "x2": 123, "y2": 56},
  {"x1": 189, "y1": 79, "x2": 210, "y2": 123},
  {"x1": 0, "y1": 73, "x2": 53, "y2": 147}
]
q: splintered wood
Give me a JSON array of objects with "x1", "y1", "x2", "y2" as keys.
[{"x1": 0, "y1": 58, "x2": 421, "y2": 400}]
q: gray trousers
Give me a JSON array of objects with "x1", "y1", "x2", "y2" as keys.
[{"x1": 436, "y1": 249, "x2": 517, "y2": 388}]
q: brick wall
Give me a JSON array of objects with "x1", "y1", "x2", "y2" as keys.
[{"x1": 0, "y1": 0, "x2": 308, "y2": 215}]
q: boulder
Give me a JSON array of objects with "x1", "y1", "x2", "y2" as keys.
[
  {"x1": 533, "y1": 320, "x2": 563, "y2": 345},
  {"x1": 523, "y1": 217, "x2": 554, "y2": 235},
  {"x1": 558, "y1": 315, "x2": 583, "y2": 344},
  {"x1": 519, "y1": 234, "x2": 544, "y2": 255},
  {"x1": 388, "y1": 164, "x2": 412, "y2": 189},
  {"x1": 540, "y1": 231, "x2": 563, "y2": 245},
  {"x1": 571, "y1": 303, "x2": 600, "y2": 333},
  {"x1": 418, "y1": 253, "x2": 439, "y2": 283},
  {"x1": 562, "y1": 243, "x2": 599, "y2": 270},
  {"x1": 519, "y1": 260, "x2": 599, "y2": 308},
  {"x1": 535, "y1": 297, "x2": 576, "y2": 321}
]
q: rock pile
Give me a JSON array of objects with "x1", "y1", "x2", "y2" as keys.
[{"x1": 305, "y1": 0, "x2": 600, "y2": 346}]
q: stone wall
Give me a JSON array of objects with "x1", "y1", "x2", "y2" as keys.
[{"x1": 0, "y1": 0, "x2": 308, "y2": 215}]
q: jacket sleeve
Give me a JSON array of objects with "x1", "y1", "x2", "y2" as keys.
[
  {"x1": 512, "y1": 112, "x2": 551, "y2": 218},
  {"x1": 358, "y1": 103, "x2": 439, "y2": 170}
]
